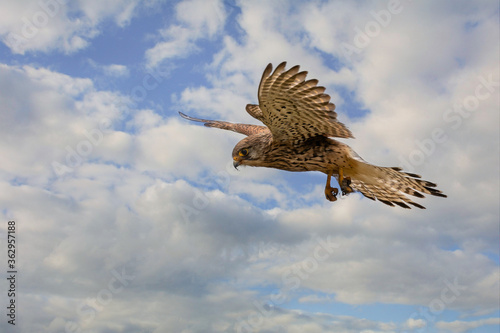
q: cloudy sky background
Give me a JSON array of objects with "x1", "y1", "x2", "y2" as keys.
[{"x1": 0, "y1": 0, "x2": 498, "y2": 332}]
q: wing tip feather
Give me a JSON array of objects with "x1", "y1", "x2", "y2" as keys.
[
  {"x1": 179, "y1": 111, "x2": 208, "y2": 123},
  {"x1": 393, "y1": 201, "x2": 411, "y2": 209},
  {"x1": 409, "y1": 202, "x2": 426, "y2": 209},
  {"x1": 379, "y1": 199, "x2": 395, "y2": 207}
]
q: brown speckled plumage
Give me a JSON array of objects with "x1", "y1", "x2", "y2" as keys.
[{"x1": 180, "y1": 62, "x2": 446, "y2": 209}]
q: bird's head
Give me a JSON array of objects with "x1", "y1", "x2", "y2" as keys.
[{"x1": 232, "y1": 133, "x2": 271, "y2": 169}]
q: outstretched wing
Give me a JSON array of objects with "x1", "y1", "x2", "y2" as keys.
[
  {"x1": 246, "y1": 62, "x2": 353, "y2": 143},
  {"x1": 179, "y1": 112, "x2": 267, "y2": 136}
]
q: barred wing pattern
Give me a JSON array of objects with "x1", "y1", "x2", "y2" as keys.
[
  {"x1": 178, "y1": 112, "x2": 267, "y2": 136},
  {"x1": 246, "y1": 62, "x2": 353, "y2": 143},
  {"x1": 347, "y1": 162, "x2": 447, "y2": 209}
]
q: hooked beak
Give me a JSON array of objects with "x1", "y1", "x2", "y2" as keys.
[{"x1": 233, "y1": 157, "x2": 241, "y2": 170}]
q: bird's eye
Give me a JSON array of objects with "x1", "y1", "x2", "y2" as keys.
[{"x1": 239, "y1": 149, "x2": 249, "y2": 157}]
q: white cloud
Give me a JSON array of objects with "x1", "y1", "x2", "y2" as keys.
[
  {"x1": 176, "y1": 85, "x2": 254, "y2": 121},
  {"x1": 436, "y1": 317, "x2": 500, "y2": 333},
  {"x1": 403, "y1": 318, "x2": 427, "y2": 330},
  {"x1": 88, "y1": 60, "x2": 130, "y2": 77},
  {"x1": 132, "y1": 117, "x2": 235, "y2": 178},
  {"x1": 77, "y1": 0, "x2": 140, "y2": 27},
  {"x1": 0, "y1": 64, "x2": 99, "y2": 184},
  {"x1": 0, "y1": 0, "x2": 145, "y2": 54},
  {"x1": 145, "y1": 0, "x2": 227, "y2": 67},
  {"x1": 102, "y1": 64, "x2": 130, "y2": 77},
  {"x1": 299, "y1": 294, "x2": 333, "y2": 303}
]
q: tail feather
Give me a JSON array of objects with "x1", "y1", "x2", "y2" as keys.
[{"x1": 348, "y1": 160, "x2": 447, "y2": 209}]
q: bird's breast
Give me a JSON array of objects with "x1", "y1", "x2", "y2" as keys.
[{"x1": 261, "y1": 138, "x2": 349, "y2": 173}]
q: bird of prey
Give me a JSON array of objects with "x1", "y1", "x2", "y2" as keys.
[{"x1": 180, "y1": 62, "x2": 446, "y2": 209}]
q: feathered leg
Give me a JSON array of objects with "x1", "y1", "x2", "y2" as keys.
[
  {"x1": 339, "y1": 167, "x2": 354, "y2": 196},
  {"x1": 325, "y1": 171, "x2": 339, "y2": 202}
]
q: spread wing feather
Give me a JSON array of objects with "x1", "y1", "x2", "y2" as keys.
[
  {"x1": 246, "y1": 61, "x2": 353, "y2": 143},
  {"x1": 178, "y1": 112, "x2": 267, "y2": 136}
]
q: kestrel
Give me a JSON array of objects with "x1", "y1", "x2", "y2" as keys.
[{"x1": 180, "y1": 62, "x2": 446, "y2": 209}]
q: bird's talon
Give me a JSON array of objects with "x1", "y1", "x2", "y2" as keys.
[
  {"x1": 341, "y1": 177, "x2": 353, "y2": 196},
  {"x1": 325, "y1": 186, "x2": 338, "y2": 202}
]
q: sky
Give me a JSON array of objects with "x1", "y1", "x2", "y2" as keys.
[{"x1": 0, "y1": 0, "x2": 498, "y2": 332}]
